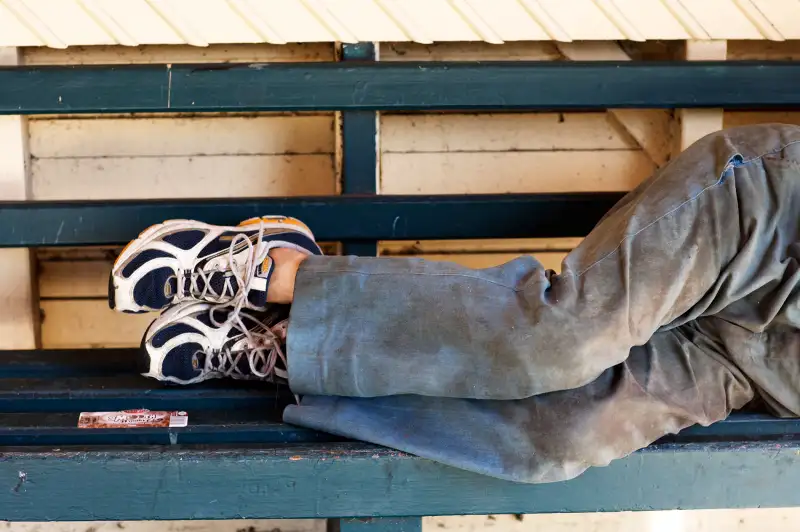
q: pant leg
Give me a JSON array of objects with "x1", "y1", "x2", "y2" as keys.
[
  {"x1": 287, "y1": 124, "x2": 800, "y2": 399},
  {"x1": 284, "y1": 317, "x2": 755, "y2": 483}
]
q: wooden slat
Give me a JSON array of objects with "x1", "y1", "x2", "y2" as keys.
[
  {"x1": 608, "y1": 0, "x2": 690, "y2": 39},
  {"x1": 532, "y1": 0, "x2": 625, "y2": 40},
  {"x1": 0, "y1": 47, "x2": 37, "y2": 350},
  {"x1": 39, "y1": 260, "x2": 110, "y2": 299},
  {"x1": 41, "y1": 300, "x2": 151, "y2": 348},
  {"x1": 22, "y1": 43, "x2": 334, "y2": 65},
  {"x1": 381, "y1": 151, "x2": 654, "y2": 194},
  {"x1": 673, "y1": 41, "x2": 727, "y2": 153},
  {"x1": 380, "y1": 238, "x2": 582, "y2": 255},
  {"x1": 725, "y1": 111, "x2": 800, "y2": 128},
  {"x1": 29, "y1": 115, "x2": 335, "y2": 157},
  {"x1": 727, "y1": 40, "x2": 800, "y2": 60},
  {"x1": 747, "y1": 1, "x2": 800, "y2": 39},
  {"x1": 0, "y1": 410, "x2": 336, "y2": 446},
  {"x1": 679, "y1": 0, "x2": 762, "y2": 39},
  {"x1": 555, "y1": 42, "x2": 673, "y2": 167},
  {"x1": 415, "y1": 252, "x2": 566, "y2": 271},
  {"x1": 381, "y1": 113, "x2": 638, "y2": 152},
  {"x1": 0, "y1": 375, "x2": 291, "y2": 412},
  {"x1": 380, "y1": 41, "x2": 561, "y2": 61},
  {"x1": 31, "y1": 154, "x2": 335, "y2": 200}
]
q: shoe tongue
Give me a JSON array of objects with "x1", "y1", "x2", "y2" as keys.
[{"x1": 246, "y1": 257, "x2": 273, "y2": 309}]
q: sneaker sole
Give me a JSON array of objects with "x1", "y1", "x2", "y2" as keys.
[{"x1": 109, "y1": 217, "x2": 316, "y2": 312}]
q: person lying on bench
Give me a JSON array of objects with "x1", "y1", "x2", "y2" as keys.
[{"x1": 107, "y1": 123, "x2": 800, "y2": 485}]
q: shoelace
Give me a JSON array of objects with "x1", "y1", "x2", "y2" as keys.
[
  {"x1": 176, "y1": 222, "x2": 268, "y2": 308},
  {"x1": 198, "y1": 311, "x2": 289, "y2": 380},
  {"x1": 180, "y1": 222, "x2": 293, "y2": 386}
]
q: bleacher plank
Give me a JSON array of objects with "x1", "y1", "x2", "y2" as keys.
[
  {"x1": 0, "y1": 194, "x2": 624, "y2": 247},
  {"x1": 5, "y1": 62, "x2": 800, "y2": 115},
  {"x1": 0, "y1": 375, "x2": 291, "y2": 413},
  {"x1": 381, "y1": 151, "x2": 654, "y2": 195},
  {"x1": 0, "y1": 410, "x2": 337, "y2": 446},
  {"x1": 3, "y1": 438, "x2": 800, "y2": 521}
]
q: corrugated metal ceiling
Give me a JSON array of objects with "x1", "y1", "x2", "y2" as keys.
[{"x1": 0, "y1": 0, "x2": 796, "y2": 48}]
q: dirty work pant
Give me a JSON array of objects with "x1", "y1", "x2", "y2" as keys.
[{"x1": 283, "y1": 123, "x2": 800, "y2": 483}]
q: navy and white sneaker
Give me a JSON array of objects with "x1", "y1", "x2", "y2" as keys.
[
  {"x1": 110, "y1": 216, "x2": 321, "y2": 314},
  {"x1": 139, "y1": 301, "x2": 290, "y2": 385}
]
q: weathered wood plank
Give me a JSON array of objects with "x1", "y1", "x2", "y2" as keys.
[
  {"x1": 3, "y1": 441, "x2": 800, "y2": 520},
  {"x1": 413, "y1": 252, "x2": 566, "y2": 271},
  {"x1": 673, "y1": 41, "x2": 727, "y2": 152},
  {"x1": 555, "y1": 42, "x2": 673, "y2": 167},
  {"x1": 38, "y1": 260, "x2": 110, "y2": 299},
  {"x1": 379, "y1": 238, "x2": 582, "y2": 255},
  {"x1": 0, "y1": 194, "x2": 624, "y2": 247},
  {"x1": 10, "y1": 62, "x2": 800, "y2": 115},
  {"x1": 31, "y1": 155, "x2": 335, "y2": 200},
  {"x1": 381, "y1": 41, "x2": 561, "y2": 61},
  {"x1": 381, "y1": 151, "x2": 654, "y2": 194},
  {"x1": 725, "y1": 111, "x2": 800, "y2": 128},
  {"x1": 29, "y1": 115, "x2": 335, "y2": 157},
  {"x1": 381, "y1": 113, "x2": 638, "y2": 153},
  {"x1": 41, "y1": 300, "x2": 151, "y2": 348},
  {"x1": 0, "y1": 410, "x2": 337, "y2": 446},
  {"x1": 0, "y1": 375, "x2": 291, "y2": 412},
  {"x1": 0, "y1": 47, "x2": 38, "y2": 349},
  {"x1": 23, "y1": 43, "x2": 334, "y2": 65}
]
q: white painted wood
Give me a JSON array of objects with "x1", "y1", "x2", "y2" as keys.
[
  {"x1": 2, "y1": 0, "x2": 68, "y2": 48},
  {"x1": 556, "y1": 42, "x2": 673, "y2": 166},
  {"x1": 0, "y1": 3, "x2": 42, "y2": 46},
  {"x1": 158, "y1": 0, "x2": 265, "y2": 44},
  {"x1": 679, "y1": 0, "x2": 763, "y2": 39},
  {"x1": 460, "y1": 0, "x2": 551, "y2": 41},
  {"x1": 0, "y1": 47, "x2": 38, "y2": 350},
  {"x1": 675, "y1": 41, "x2": 727, "y2": 152},
  {"x1": 381, "y1": 151, "x2": 654, "y2": 194},
  {"x1": 245, "y1": 0, "x2": 336, "y2": 42},
  {"x1": 7, "y1": 510, "x2": 800, "y2": 532},
  {"x1": 32, "y1": 154, "x2": 335, "y2": 200},
  {"x1": 87, "y1": 0, "x2": 184, "y2": 45},
  {"x1": 39, "y1": 260, "x2": 112, "y2": 298},
  {"x1": 41, "y1": 300, "x2": 153, "y2": 348},
  {"x1": 4, "y1": 520, "x2": 324, "y2": 532},
  {"x1": 382, "y1": 113, "x2": 637, "y2": 153},
  {"x1": 13, "y1": 0, "x2": 116, "y2": 45},
  {"x1": 379, "y1": 0, "x2": 479, "y2": 41},
  {"x1": 324, "y1": 0, "x2": 408, "y2": 41},
  {"x1": 660, "y1": 0, "x2": 710, "y2": 39},
  {"x1": 608, "y1": 0, "x2": 689, "y2": 39},
  {"x1": 516, "y1": 0, "x2": 572, "y2": 41},
  {"x1": 23, "y1": 42, "x2": 334, "y2": 65},
  {"x1": 3, "y1": 0, "x2": 800, "y2": 45},
  {"x1": 424, "y1": 510, "x2": 800, "y2": 532},
  {"x1": 734, "y1": 0, "x2": 785, "y2": 40},
  {"x1": 29, "y1": 116, "x2": 335, "y2": 157},
  {"x1": 750, "y1": 0, "x2": 800, "y2": 39},
  {"x1": 534, "y1": 0, "x2": 626, "y2": 40}
]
